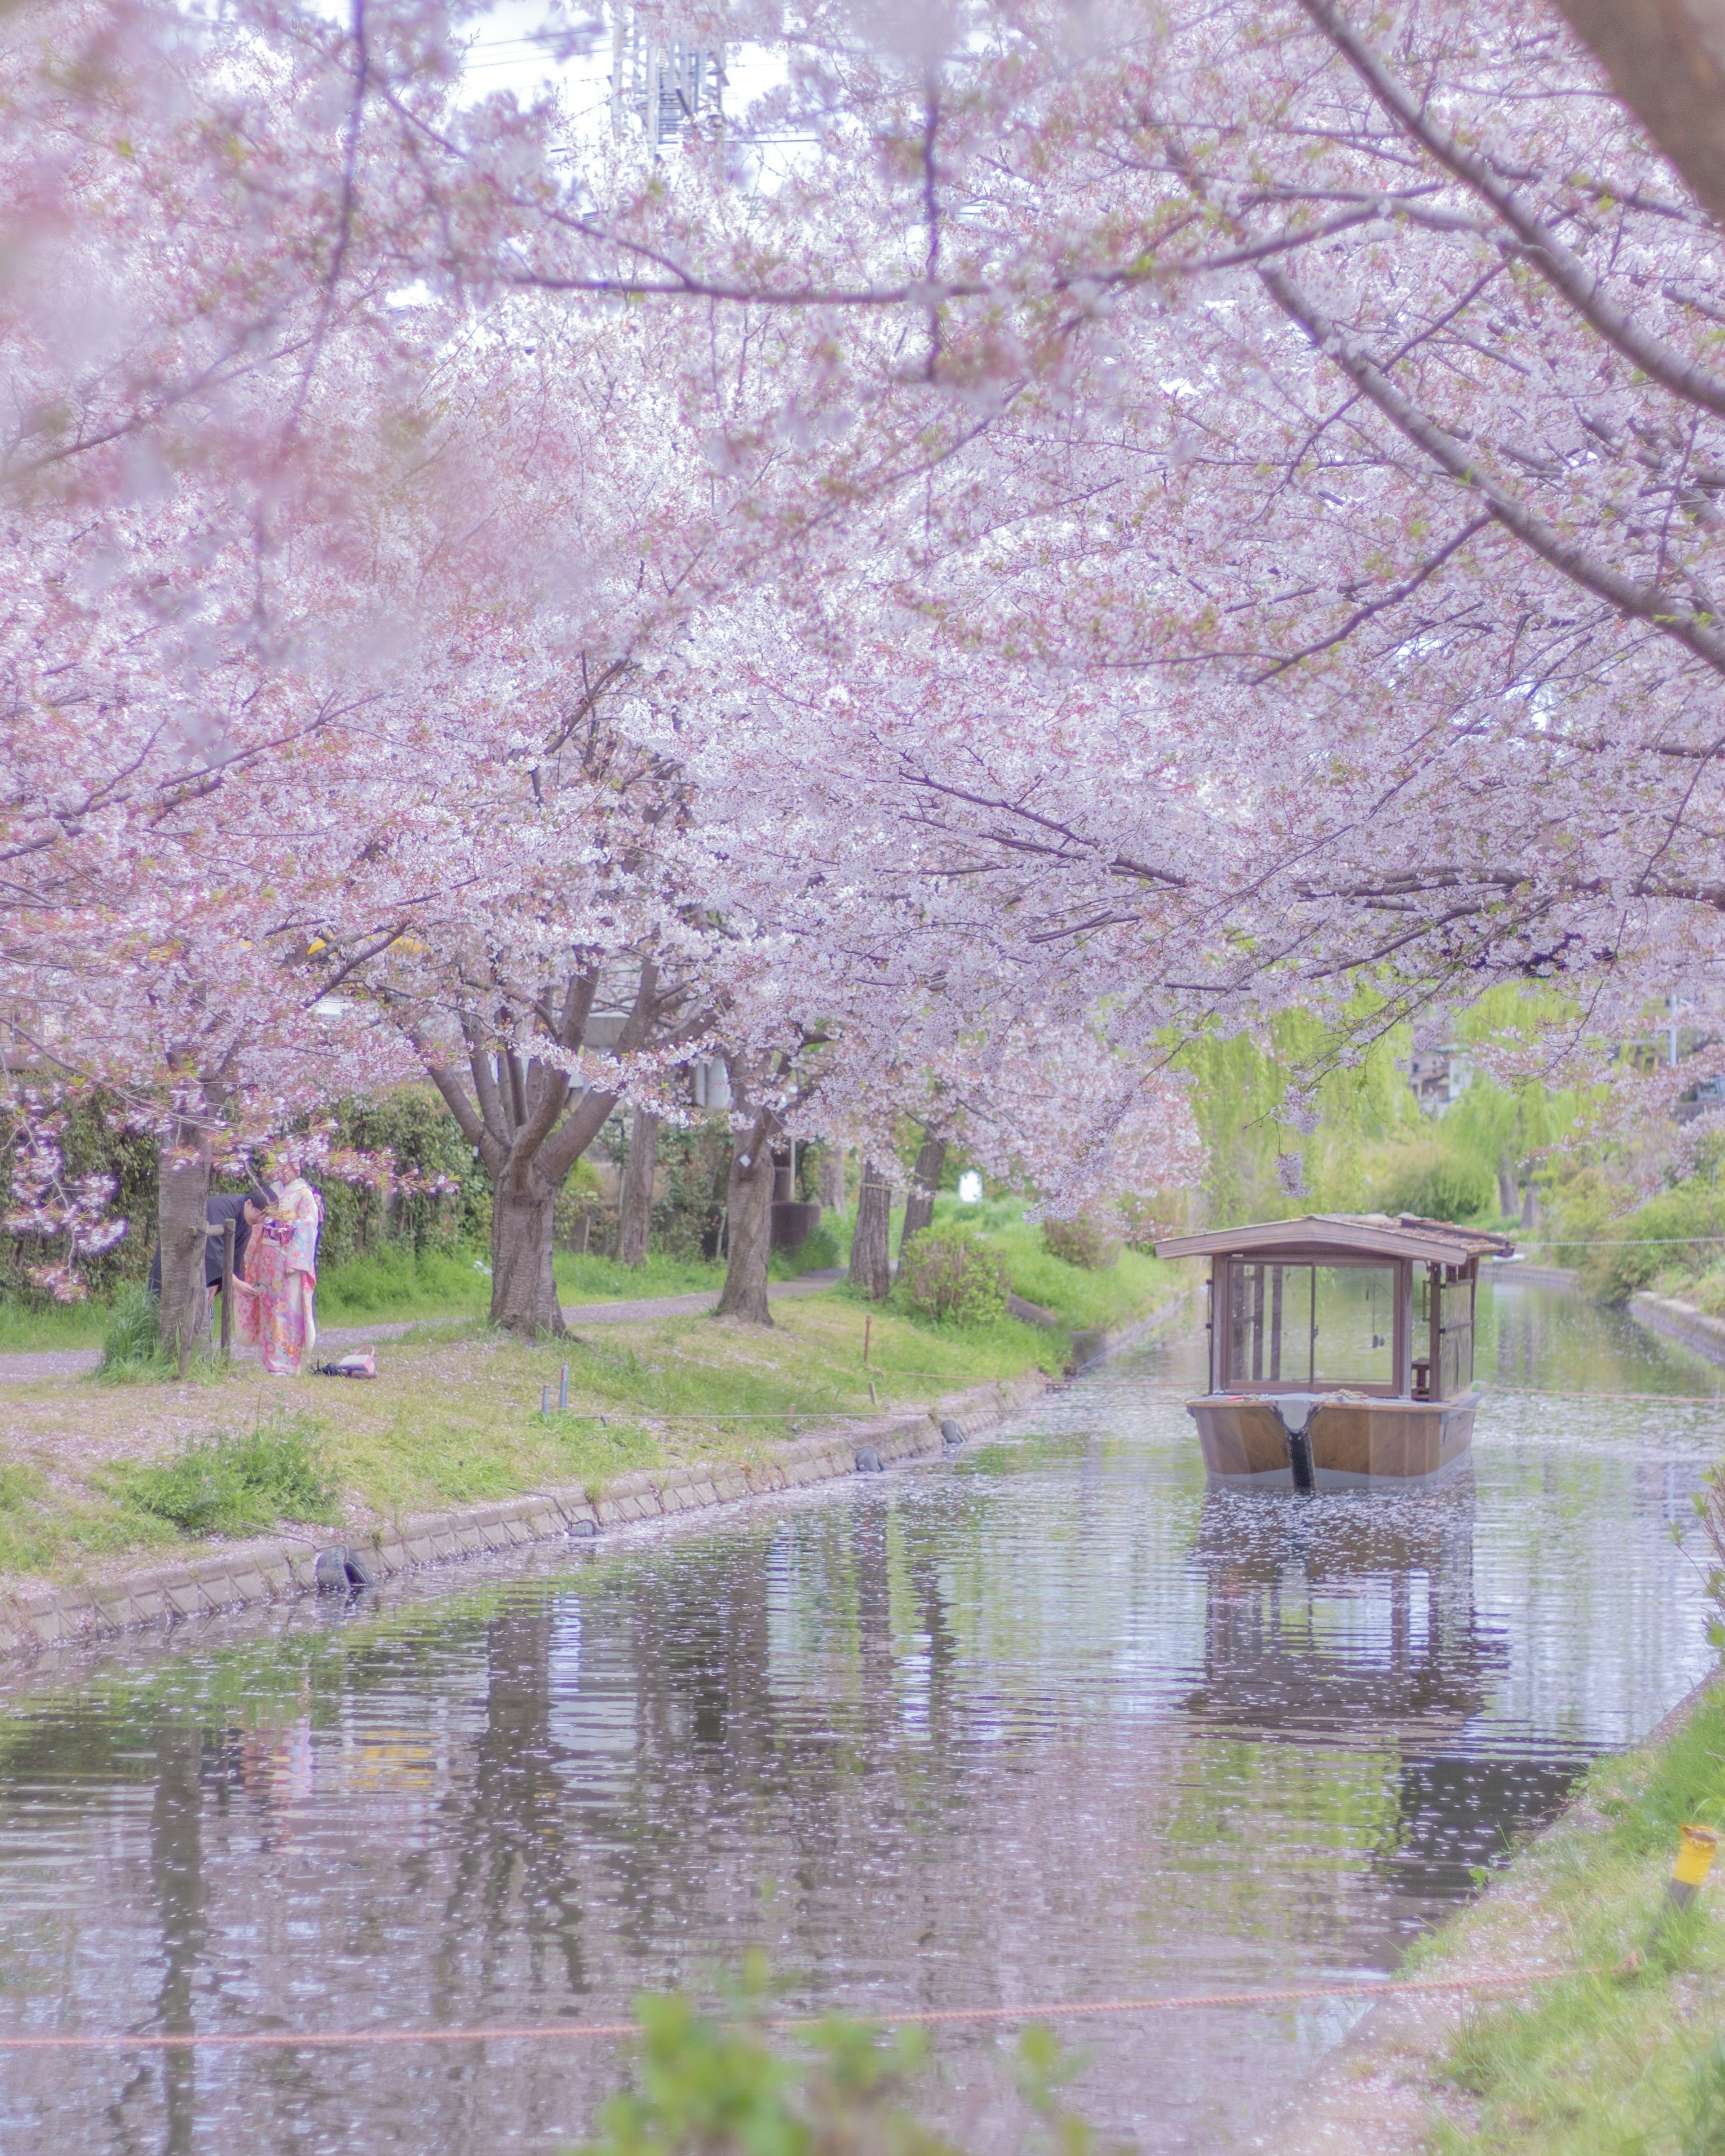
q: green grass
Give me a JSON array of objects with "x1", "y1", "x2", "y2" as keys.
[
  {"x1": 115, "y1": 1414, "x2": 340, "y2": 1536},
  {"x1": 929, "y1": 1199, "x2": 1176, "y2": 1332},
  {"x1": 0, "y1": 1298, "x2": 110, "y2": 1352},
  {"x1": 555, "y1": 1251, "x2": 726, "y2": 1302},
  {"x1": 315, "y1": 1244, "x2": 492, "y2": 1322},
  {"x1": 317, "y1": 1245, "x2": 727, "y2": 1325},
  {"x1": 1422, "y1": 1678, "x2": 1725, "y2": 2156},
  {"x1": 0, "y1": 1418, "x2": 343, "y2": 1576},
  {"x1": 0, "y1": 1224, "x2": 1186, "y2": 1578}
]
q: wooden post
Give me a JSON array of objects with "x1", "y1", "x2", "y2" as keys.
[{"x1": 220, "y1": 1218, "x2": 235, "y2": 1361}]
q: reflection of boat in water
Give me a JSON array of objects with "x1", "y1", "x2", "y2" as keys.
[
  {"x1": 1183, "y1": 1489, "x2": 1575, "y2": 1900},
  {"x1": 1184, "y1": 1484, "x2": 1502, "y2": 1740},
  {"x1": 1154, "y1": 1214, "x2": 1514, "y2": 1488}
]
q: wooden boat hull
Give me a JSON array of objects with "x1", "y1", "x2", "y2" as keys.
[{"x1": 1186, "y1": 1393, "x2": 1477, "y2": 1488}]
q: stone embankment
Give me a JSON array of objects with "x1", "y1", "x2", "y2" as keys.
[
  {"x1": 0, "y1": 1377, "x2": 1045, "y2": 1660},
  {"x1": 1629, "y1": 1289, "x2": 1725, "y2": 1369}
]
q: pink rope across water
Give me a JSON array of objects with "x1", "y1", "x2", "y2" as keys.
[{"x1": 0, "y1": 1965, "x2": 1604, "y2": 2050}]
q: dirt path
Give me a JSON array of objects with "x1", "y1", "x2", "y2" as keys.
[{"x1": 0, "y1": 1271, "x2": 848, "y2": 1386}]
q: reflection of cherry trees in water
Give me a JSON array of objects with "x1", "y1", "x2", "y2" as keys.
[
  {"x1": 1185, "y1": 1487, "x2": 1579, "y2": 1902},
  {"x1": 0, "y1": 1308, "x2": 1713, "y2": 2151}
]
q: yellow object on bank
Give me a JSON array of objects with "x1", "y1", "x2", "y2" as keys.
[{"x1": 1674, "y1": 1824, "x2": 1720, "y2": 1889}]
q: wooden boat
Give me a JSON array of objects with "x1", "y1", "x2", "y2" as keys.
[{"x1": 1153, "y1": 1214, "x2": 1515, "y2": 1490}]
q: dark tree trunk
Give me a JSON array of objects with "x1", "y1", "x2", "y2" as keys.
[
  {"x1": 899, "y1": 1132, "x2": 946, "y2": 1256},
  {"x1": 716, "y1": 1117, "x2": 777, "y2": 1324},
  {"x1": 818, "y1": 1141, "x2": 847, "y2": 1222},
  {"x1": 619, "y1": 1110, "x2": 660, "y2": 1267},
  {"x1": 490, "y1": 1178, "x2": 564, "y2": 1336},
  {"x1": 415, "y1": 959, "x2": 699, "y2": 1339},
  {"x1": 1555, "y1": 0, "x2": 1725, "y2": 230},
  {"x1": 1496, "y1": 1152, "x2": 1519, "y2": 1218},
  {"x1": 157, "y1": 1101, "x2": 214, "y2": 1372},
  {"x1": 849, "y1": 1157, "x2": 893, "y2": 1301}
]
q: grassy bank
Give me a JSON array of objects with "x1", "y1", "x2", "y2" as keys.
[
  {"x1": 0, "y1": 1270, "x2": 1188, "y2": 1589},
  {"x1": 1375, "y1": 1676, "x2": 1725, "y2": 2153},
  {"x1": 934, "y1": 1195, "x2": 1173, "y2": 1332}
]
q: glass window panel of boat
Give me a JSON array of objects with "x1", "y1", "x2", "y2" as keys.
[
  {"x1": 1311, "y1": 1265, "x2": 1395, "y2": 1387},
  {"x1": 1226, "y1": 1262, "x2": 1314, "y2": 1385}
]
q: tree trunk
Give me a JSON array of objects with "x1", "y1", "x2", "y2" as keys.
[
  {"x1": 849, "y1": 1157, "x2": 893, "y2": 1301},
  {"x1": 819, "y1": 1141, "x2": 848, "y2": 1223},
  {"x1": 619, "y1": 1110, "x2": 660, "y2": 1267},
  {"x1": 1496, "y1": 1151, "x2": 1519, "y2": 1219},
  {"x1": 1556, "y1": 0, "x2": 1725, "y2": 230},
  {"x1": 716, "y1": 1129, "x2": 776, "y2": 1323},
  {"x1": 1521, "y1": 1180, "x2": 1540, "y2": 1231},
  {"x1": 157, "y1": 1109, "x2": 214, "y2": 1371},
  {"x1": 899, "y1": 1132, "x2": 946, "y2": 1257},
  {"x1": 490, "y1": 1178, "x2": 565, "y2": 1336}
]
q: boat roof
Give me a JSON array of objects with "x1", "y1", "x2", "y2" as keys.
[{"x1": 1154, "y1": 1213, "x2": 1515, "y2": 1266}]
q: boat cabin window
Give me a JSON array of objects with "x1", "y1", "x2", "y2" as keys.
[
  {"x1": 1226, "y1": 1262, "x2": 1395, "y2": 1390},
  {"x1": 1415, "y1": 1267, "x2": 1475, "y2": 1400}
]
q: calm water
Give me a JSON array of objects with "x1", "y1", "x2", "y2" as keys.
[{"x1": 0, "y1": 1284, "x2": 1719, "y2": 2154}]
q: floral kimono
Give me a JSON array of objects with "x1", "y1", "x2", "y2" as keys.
[{"x1": 236, "y1": 1179, "x2": 323, "y2": 1375}]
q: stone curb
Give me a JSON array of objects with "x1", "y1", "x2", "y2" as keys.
[
  {"x1": 1491, "y1": 1260, "x2": 1579, "y2": 1288},
  {"x1": 0, "y1": 1365, "x2": 1079, "y2": 1661},
  {"x1": 1629, "y1": 1290, "x2": 1725, "y2": 1370}
]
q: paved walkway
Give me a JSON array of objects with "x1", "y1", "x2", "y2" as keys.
[{"x1": 0, "y1": 1271, "x2": 848, "y2": 1385}]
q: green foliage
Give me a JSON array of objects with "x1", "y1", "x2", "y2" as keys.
[
  {"x1": 771, "y1": 1224, "x2": 840, "y2": 1279},
  {"x1": 94, "y1": 1286, "x2": 172, "y2": 1382},
  {"x1": 898, "y1": 1226, "x2": 1010, "y2": 1327},
  {"x1": 1039, "y1": 1217, "x2": 1120, "y2": 1271},
  {"x1": 576, "y1": 1990, "x2": 961, "y2": 2156},
  {"x1": 1368, "y1": 1137, "x2": 1496, "y2": 1223},
  {"x1": 312, "y1": 1085, "x2": 487, "y2": 1266},
  {"x1": 1561, "y1": 1182, "x2": 1725, "y2": 1303},
  {"x1": 929, "y1": 1200, "x2": 1173, "y2": 1331},
  {"x1": 556, "y1": 1252, "x2": 726, "y2": 1302},
  {"x1": 0, "y1": 1085, "x2": 158, "y2": 1300},
  {"x1": 647, "y1": 1120, "x2": 734, "y2": 1262},
  {"x1": 118, "y1": 1414, "x2": 339, "y2": 1536},
  {"x1": 318, "y1": 1245, "x2": 494, "y2": 1324},
  {"x1": 1679, "y1": 2041, "x2": 1725, "y2": 2156},
  {"x1": 573, "y1": 1977, "x2": 1089, "y2": 2156},
  {"x1": 1177, "y1": 1010, "x2": 1422, "y2": 1225},
  {"x1": 1429, "y1": 1680, "x2": 1725, "y2": 2156}
]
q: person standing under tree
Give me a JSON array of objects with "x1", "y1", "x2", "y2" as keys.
[{"x1": 232, "y1": 1175, "x2": 323, "y2": 1375}]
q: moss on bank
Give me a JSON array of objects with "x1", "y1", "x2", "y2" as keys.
[{"x1": 1402, "y1": 1674, "x2": 1725, "y2": 2154}]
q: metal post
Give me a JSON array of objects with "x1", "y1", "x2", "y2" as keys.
[
  {"x1": 220, "y1": 1218, "x2": 235, "y2": 1360},
  {"x1": 558, "y1": 1362, "x2": 569, "y2": 1414}
]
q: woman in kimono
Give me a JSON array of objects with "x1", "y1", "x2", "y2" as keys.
[{"x1": 234, "y1": 1177, "x2": 323, "y2": 1374}]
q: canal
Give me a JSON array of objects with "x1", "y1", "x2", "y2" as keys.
[{"x1": 0, "y1": 1281, "x2": 1717, "y2": 2153}]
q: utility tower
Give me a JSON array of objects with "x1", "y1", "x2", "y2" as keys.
[{"x1": 610, "y1": 8, "x2": 723, "y2": 151}]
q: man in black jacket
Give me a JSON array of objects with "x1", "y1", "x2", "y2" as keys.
[{"x1": 146, "y1": 1193, "x2": 261, "y2": 1308}]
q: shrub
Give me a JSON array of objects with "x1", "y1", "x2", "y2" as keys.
[
  {"x1": 1579, "y1": 1182, "x2": 1725, "y2": 1303},
  {"x1": 1040, "y1": 1216, "x2": 1121, "y2": 1271},
  {"x1": 575, "y1": 1981, "x2": 1088, "y2": 2156},
  {"x1": 1369, "y1": 1138, "x2": 1495, "y2": 1223},
  {"x1": 121, "y1": 1415, "x2": 339, "y2": 1536},
  {"x1": 899, "y1": 1226, "x2": 1009, "y2": 1326},
  {"x1": 771, "y1": 1223, "x2": 840, "y2": 1278},
  {"x1": 94, "y1": 1286, "x2": 170, "y2": 1382}
]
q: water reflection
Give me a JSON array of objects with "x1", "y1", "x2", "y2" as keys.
[{"x1": 0, "y1": 1286, "x2": 1716, "y2": 2155}]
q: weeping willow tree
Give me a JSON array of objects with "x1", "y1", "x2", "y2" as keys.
[{"x1": 1177, "y1": 987, "x2": 1580, "y2": 1231}]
